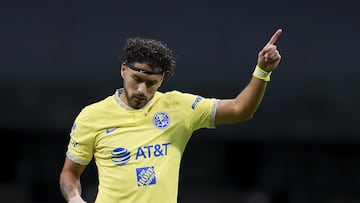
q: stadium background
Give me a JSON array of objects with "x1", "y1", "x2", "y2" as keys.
[{"x1": 1, "y1": 0, "x2": 359, "y2": 202}]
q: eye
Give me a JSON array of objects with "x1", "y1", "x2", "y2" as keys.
[
  {"x1": 146, "y1": 81, "x2": 156, "y2": 87},
  {"x1": 133, "y1": 76, "x2": 142, "y2": 82}
]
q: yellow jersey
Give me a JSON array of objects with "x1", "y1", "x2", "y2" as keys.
[{"x1": 66, "y1": 88, "x2": 218, "y2": 203}]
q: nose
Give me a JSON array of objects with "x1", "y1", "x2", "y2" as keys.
[{"x1": 137, "y1": 82, "x2": 147, "y2": 94}]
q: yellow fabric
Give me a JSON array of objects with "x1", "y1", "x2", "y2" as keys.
[{"x1": 66, "y1": 89, "x2": 217, "y2": 203}]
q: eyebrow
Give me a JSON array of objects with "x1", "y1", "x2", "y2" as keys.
[
  {"x1": 132, "y1": 74, "x2": 159, "y2": 87},
  {"x1": 125, "y1": 63, "x2": 163, "y2": 75}
]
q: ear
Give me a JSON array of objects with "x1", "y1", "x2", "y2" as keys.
[
  {"x1": 120, "y1": 64, "x2": 126, "y2": 78},
  {"x1": 157, "y1": 76, "x2": 164, "y2": 88}
]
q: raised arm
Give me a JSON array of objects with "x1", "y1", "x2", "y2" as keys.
[
  {"x1": 59, "y1": 157, "x2": 88, "y2": 203},
  {"x1": 215, "y1": 29, "x2": 282, "y2": 125}
]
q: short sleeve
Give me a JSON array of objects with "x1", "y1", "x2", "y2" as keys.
[
  {"x1": 172, "y1": 91, "x2": 218, "y2": 131},
  {"x1": 66, "y1": 107, "x2": 95, "y2": 165}
]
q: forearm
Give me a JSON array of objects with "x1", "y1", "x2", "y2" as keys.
[
  {"x1": 234, "y1": 76, "x2": 267, "y2": 119},
  {"x1": 215, "y1": 75, "x2": 268, "y2": 125},
  {"x1": 59, "y1": 171, "x2": 83, "y2": 202}
]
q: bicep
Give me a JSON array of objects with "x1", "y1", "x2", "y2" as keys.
[{"x1": 215, "y1": 99, "x2": 249, "y2": 125}]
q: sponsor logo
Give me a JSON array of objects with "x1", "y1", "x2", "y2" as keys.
[
  {"x1": 106, "y1": 127, "x2": 119, "y2": 134},
  {"x1": 111, "y1": 143, "x2": 171, "y2": 165},
  {"x1": 111, "y1": 147, "x2": 130, "y2": 165},
  {"x1": 136, "y1": 166, "x2": 156, "y2": 186},
  {"x1": 111, "y1": 142, "x2": 171, "y2": 165},
  {"x1": 191, "y1": 96, "x2": 202, "y2": 110},
  {"x1": 70, "y1": 138, "x2": 78, "y2": 148},
  {"x1": 135, "y1": 143, "x2": 170, "y2": 160},
  {"x1": 153, "y1": 112, "x2": 170, "y2": 129}
]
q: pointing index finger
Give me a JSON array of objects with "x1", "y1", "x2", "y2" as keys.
[{"x1": 267, "y1": 28, "x2": 282, "y2": 45}]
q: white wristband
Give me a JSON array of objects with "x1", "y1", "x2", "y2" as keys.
[
  {"x1": 253, "y1": 65, "x2": 272, "y2": 81},
  {"x1": 69, "y1": 195, "x2": 87, "y2": 203}
]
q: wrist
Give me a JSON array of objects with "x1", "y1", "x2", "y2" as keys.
[
  {"x1": 69, "y1": 195, "x2": 86, "y2": 203},
  {"x1": 252, "y1": 65, "x2": 271, "y2": 81}
]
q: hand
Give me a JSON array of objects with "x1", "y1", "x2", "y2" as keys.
[
  {"x1": 257, "y1": 28, "x2": 282, "y2": 72},
  {"x1": 69, "y1": 195, "x2": 87, "y2": 203}
]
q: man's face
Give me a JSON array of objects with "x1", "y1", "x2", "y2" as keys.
[{"x1": 120, "y1": 62, "x2": 164, "y2": 109}]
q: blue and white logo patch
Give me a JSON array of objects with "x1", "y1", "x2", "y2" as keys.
[
  {"x1": 136, "y1": 166, "x2": 157, "y2": 186},
  {"x1": 153, "y1": 112, "x2": 170, "y2": 129},
  {"x1": 191, "y1": 96, "x2": 203, "y2": 110},
  {"x1": 111, "y1": 147, "x2": 130, "y2": 165}
]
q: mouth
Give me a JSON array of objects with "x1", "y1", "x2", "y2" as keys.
[{"x1": 134, "y1": 95, "x2": 146, "y2": 102}]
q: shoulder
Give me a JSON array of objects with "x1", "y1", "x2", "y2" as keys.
[
  {"x1": 158, "y1": 90, "x2": 213, "y2": 109},
  {"x1": 162, "y1": 90, "x2": 196, "y2": 98},
  {"x1": 78, "y1": 95, "x2": 113, "y2": 116},
  {"x1": 157, "y1": 90, "x2": 198, "y2": 103}
]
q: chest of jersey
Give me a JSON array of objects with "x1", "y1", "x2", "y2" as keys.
[{"x1": 93, "y1": 106, "x2": 192, "y2": 165}]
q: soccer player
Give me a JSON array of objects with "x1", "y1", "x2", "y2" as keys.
[{"x1": 59, "y1": 28, "x2": 282, "y2": 203}]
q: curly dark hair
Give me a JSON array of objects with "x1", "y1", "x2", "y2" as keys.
[{"x1": 120, "y1": 37, "x2": 176, "y2": 79}]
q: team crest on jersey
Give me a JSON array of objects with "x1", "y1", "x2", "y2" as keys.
[
  {"x1": 111, "y1": 147, "x2": 131, "y2": 165},
  {"x1": 136, "y1": 166, "x2": 157, "y2": 186},
  {"x1": 153, "y1": 112, "x2": 170, "y2": 129}
]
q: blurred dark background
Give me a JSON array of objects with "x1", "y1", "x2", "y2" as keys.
[{"x1": 1, "y1": 0, "x2": 359, "y2": 202}]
